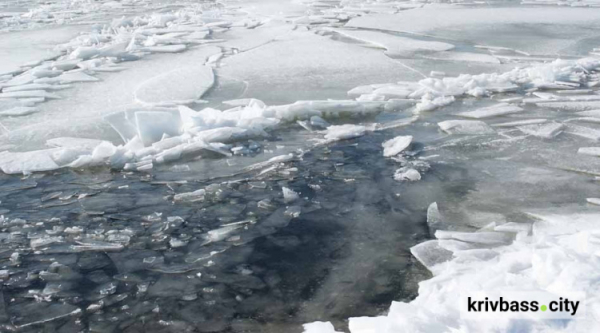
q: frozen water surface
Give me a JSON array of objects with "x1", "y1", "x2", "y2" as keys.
[{"x1": 1, "y1": 0, "x2": 600, "y2": 332}]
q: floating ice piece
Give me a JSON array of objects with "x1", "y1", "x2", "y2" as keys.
[
  {"x1": 435, "y1": 230, "x2": 514, "y2": 245},
  {"x1": 393, "y1": 167, "x2": 421, "y2": 181},
  {"x1": 174, "y1": 189, "x2": 206, "y2": 202},
  {"x1": 135, "y1": 66, "x2": 214, "y2": 106},
  {"x1": 324, "y1": 124, "x2": 367, "y2": 141},
  {"x1": 206, "y1": 225, "x2": 243, "y2": 243},
  {"x1": 427, "y1": 202, "x2": 444, "y2": 237},
  {"x1": 410, "y1": 240, "x2": 452, "y2": 271},
  {"x1": 73, "y1": 239, "x2": 124, "y2": 252},
  {"x1": 0, "y1": 149, "x2": 60, "y2": 174},
  {"x1": 302, "y1": 321, "x2": 343, "y2": 333},
  {"x1": 135, "y1": 111, "x2": 183, "y2": 146},
  {"x1": 517, "y1": 122, "x2": 564, "y2": 139},
  {"x1": 578, "y1": 147, "x2": 600, "y2": 157},
  {"x1": 0, "y1": 106, "x2": 38, "y2": 116},
  {"x1": 245, "y1": 153, "x2": 295, "y2": 171},
  {"x1": 564, "y1": 124, "x2": 600, "y2": 141},
  {"x1": 438, "y1": 120, "x2": 495, "y2": 135},
  {"x1": 492, "y1": 119, "x2": 547, "y2": 127},
  {"x1": 382, "y1": 135, "x2": 412, "y2": 157},
  {"x1": 282, "y1": 187, "x2": 300, "y2": 203},
  {"x1": 587, "y1": 198, "x2": 600, "y2": 206},
  {"x1": 0, "y1": 90, "x2": 61, "y2": 99},
  {"x1": 456, "y1": 103, "x2": 523, "y2": 119},
  {"x1": 310, "y1": 116, "x2": 330, "y2": 129}
]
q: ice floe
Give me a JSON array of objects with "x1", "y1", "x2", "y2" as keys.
[
  {"x1": 382, "y1": 135, "x2": 413, "y2": 157},
  {"x1": 456, "y1": 103, "x2": 523, "y2": 119},
  {"x1": 438, "y1": 120, "x2": 495, "y2": 135}
]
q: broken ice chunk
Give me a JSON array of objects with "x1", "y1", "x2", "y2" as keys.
[
  {"x1": 134, "y1": 66, "x2": 214, "y2": 106},
  {"x1": 282, "y1": 187, "x2": 300, "y2": 203},
  {"x1": 135, "y1": 111, "x2": 183, "y2": 146},
  {"x1": 382, "y1": 135, "x2": 412, "y2": 157},
  {"x1": 324, "y1": 124, "x2": 367, "y2": 141},
  {"x1": 205, "y1": 225, "x2": 243, "y2": 243},
  {"x1": 438, "y1": 120, "x2": 495, "y2": 135},
  {"x1": 393, "y1": 167, "x2": 421, "y2": 181},
  {"x1": 435, "y1": 230, "x2": 514, "y2": 245},
  {"x1": 310, "y1": 116, "x2": 330, "y2": 129},
  {"x1": 586, "y1": 198, "x2": 600, "y2": 206},
  {"x1": 302, "y1": 321, "x2": 343, "y2": 333},
  {"x1": 410, "y1": 240, "x2": 452, "y2": 271},
  {"x1": 427, "y1": 202, "x2": 443, "y2": 237},
  {"x1": 456, "y1": 103, "x2": 523, "y2": 119},
  {"x1": 517, "y1": 122, "x2": 564, "y2": 139},
  {"x1": 578, "y1": 147, "x2": 600, "y2": 157},
  {"x1": 564, "y1": 124, "x2": 600, "y2": 141},
  {"x1": 174, "y1": 189, "x2": 206, "y2": 202},
  {"x1": 492, "y1": 119, "x2": 548, "y2": 128},
  {"x1": 414, "y1": 96, "x2": 455, "y2": 113}
]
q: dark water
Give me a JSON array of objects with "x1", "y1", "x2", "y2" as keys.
[{"x1": 0, "y1": 125, "x2": 439, "y2": 332}]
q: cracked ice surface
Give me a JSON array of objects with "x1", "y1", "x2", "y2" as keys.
[{"x1": 1, "y1": 0, "x2": 600, "y2": 332}]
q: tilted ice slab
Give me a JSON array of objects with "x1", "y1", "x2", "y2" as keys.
[{"x1": 134, "y1": 66, "x2": 214, "y2": 107}]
